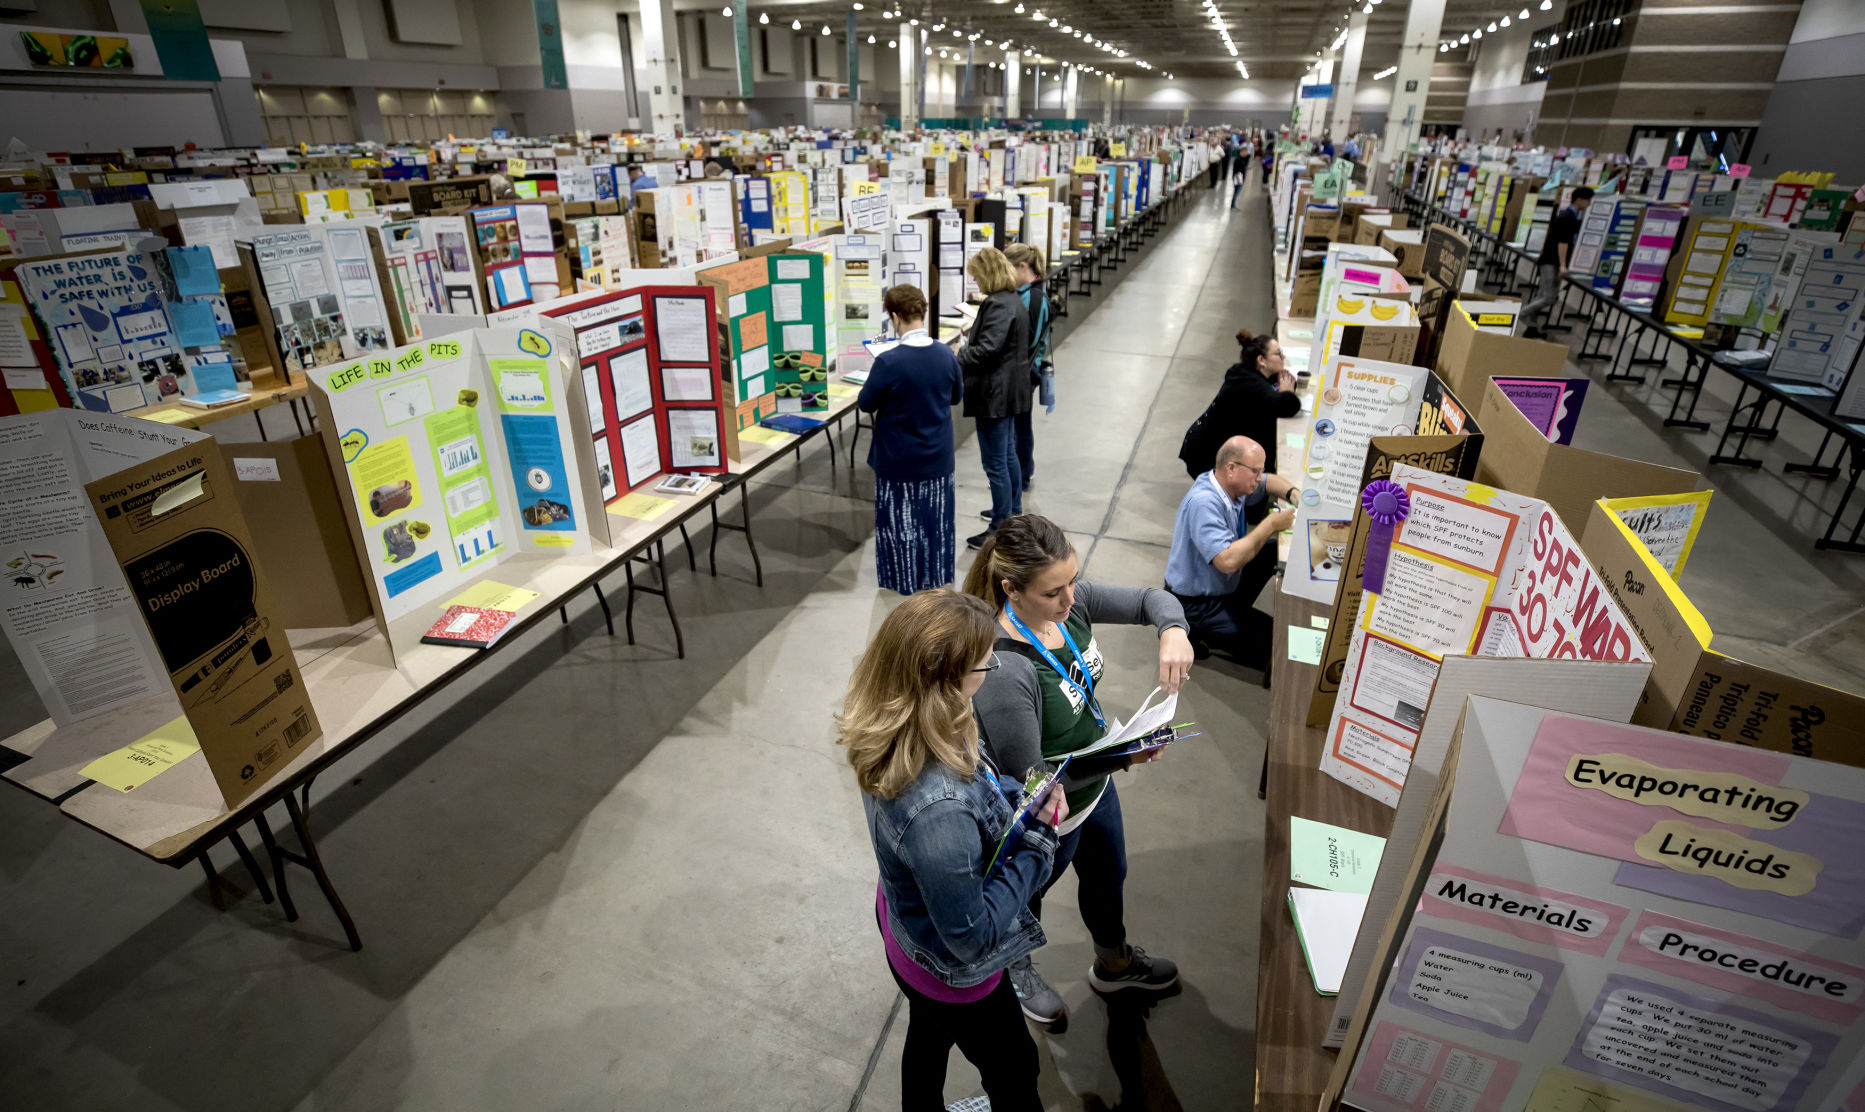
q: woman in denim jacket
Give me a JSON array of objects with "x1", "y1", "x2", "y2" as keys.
[{"x1": 839, "y1": 589, "x2": 1068, "y2": 1112}]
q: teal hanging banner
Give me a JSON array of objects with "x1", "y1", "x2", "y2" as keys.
[
  {"x1": 845, "y1": 11, "x2": 859, "y2": 103},
  {"x1": 138, "y1": 0, "x2": 218, "y2": 82},
  {"x1": 734, "y1": 7, "x2": 754, "y2": 98},
  {"x1": 533, "y1": 0, "x2": 568, "y2": 90}
]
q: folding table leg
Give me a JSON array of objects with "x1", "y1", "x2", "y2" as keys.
[
  {"x1": 282, "y1": 790, "x2": 362, "y2": 952},
  {"x1": 230, "y1": 829, "x2": 276, "y2": 904}
]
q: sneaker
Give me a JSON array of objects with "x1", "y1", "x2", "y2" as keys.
[
  {"x1": 1008, "y1": 955, "x2": 1069, "y2": 1029},
  {"x1": 946, "y1": 1098, "x2": 991, "y2": 1112},
  {"x1": 966, "y1": 529, "x2": 993, "y2": 550},
  {"x1": 1088, "y1": 945, "x2": 1179, "y2": 994},
  {"x1": 978, "y1": 509, "x2": 994, "y2": 521}
]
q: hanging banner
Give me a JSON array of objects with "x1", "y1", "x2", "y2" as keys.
[
  {"x1": 962, "y1": 43, "x2": 975, "y2": 103},
  {"x1": 533, "y1": 0, "x2": 568, "y2": 90},
  {"x1": 845, "y1": 11, "x2": 859, "y2": 103},
  {"x1": 137, "y1": 0, "x2": 218, "y2": 81},
  {"x1": 735, "y1": 7, "x2": 754, "y2": 98}
]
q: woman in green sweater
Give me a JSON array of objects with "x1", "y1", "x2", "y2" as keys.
[{"x1": 962, "y1": 514, "x2": 1195, "y2": 1030}]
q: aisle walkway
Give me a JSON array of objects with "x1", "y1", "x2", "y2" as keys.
[{"x1": 0, "y1": 178, "x2": 1278, "y2": 1112}]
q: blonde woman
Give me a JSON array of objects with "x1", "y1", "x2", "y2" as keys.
[
  {"x1": 840, "y1": 589, "x2": 1065, "y2": 1112},
  {"x1": 957, "y1": 246, "x2": 1034, "y2": 549}
]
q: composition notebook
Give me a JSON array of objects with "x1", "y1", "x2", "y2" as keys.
[
  {"x1": 421, "y1": 605, "x2": 517, "y2": 650},
  {"x1": 1287, "y1": 887, "x2": 1368, "y2": 996}
]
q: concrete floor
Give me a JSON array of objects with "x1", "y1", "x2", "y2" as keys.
[{"x1": 3, "y1": 177, "x2": 1863, "y2": 1112}]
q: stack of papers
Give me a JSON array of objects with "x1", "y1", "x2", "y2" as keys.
[
  {"x1": 1287, "y1": 888, "x2": 1368, "y2": 996},
  {"x1": 1288, "y1": 816, "x2": 1387, "y2": 996},
  {"x1": 178, "y1": 389, "x2": 249, "y2": 409}
]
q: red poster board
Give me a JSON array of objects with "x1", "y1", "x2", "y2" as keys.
[{"x1": 541, "y1": 285, "x2": 726, "y2": 502}]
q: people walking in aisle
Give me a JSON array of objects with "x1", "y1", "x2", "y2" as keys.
[
  {"x1": 858, "y1": 284, "x2": 963, "y2": 594},
  {"x1": 1522, "y1": 186, "x2": 1593, "y2": 339},
  {"x1": 958, "y1": 247, "x2": 1035, "y2": 549},
  {"x1": 1319, "y1": 134, "x2": 1336, "y2": 158},
  {"x1": 840, "y1": 589, "x2": 1064, "y2": 1112},
  {"x1": 1343, "y1": 134, "x2": 1361, "y2": 161},
  {"x1": 1178, "y1": 327, "x2": 1300, "y2": 480},
  {"x1": 1004, "y1": 243, "x2": 1053, "y2": 491},
  {"x1": 964, "y1": 515, "x2": 1193, "y2": 1029},
  {"x1": 1261, "y1": 143, "x2": 1274, "y2": 185},
  {"x1": 1230, "y1": 158, "x2": 1248, "y2": 209},
  {"x1": 1166, "y1": 436, "x2": 1295, "y2": 670}
]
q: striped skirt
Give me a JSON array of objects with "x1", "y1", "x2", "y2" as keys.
[{"x1": 874, "y1": 473, "x2": 956, "y2": 595}]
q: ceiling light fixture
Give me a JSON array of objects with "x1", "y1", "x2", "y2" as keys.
[
  {"x1": 1519, "y1": 7, "x2": 1529, "y2": 16},
  {"x1": 1460, "y1": 32, "x2": 1470, "y2": 42},
  {"x1": 1500, "y1": 15, "x2": 1511, "y2": 26},
  {"x1": 1540, "y1": 0, "x2": 1552, "y2": 8},
  {"x1": 721, "y1": 6, "x2": 731, "y2": 16},
  {"x1": 821, "y1": 24, "x2": 830, "y2": 34},
  {"x1": 888, "y1": 39, "x2": 896, "y2": 47},
  {"x1": 1440, "y1": 41, "x2": 1449, "y2": 50},
  {"x1": 1473, "y1": 27, "x2": 1483, "y2": 37},
  {"x1": 759, "y1": 11, "x2": 768, "y2": 23},
  {"x1": 867, "y1": 33, "x2": 875, "y2": 43},
  {"x1": 1487, "y1": 20, "x2": 1497, "y2": 31}
]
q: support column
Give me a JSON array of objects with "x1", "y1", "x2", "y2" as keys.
[
  {"x1": 1004, "y1": 49, "x2": 1020, "y2": 118},
  {"x1": 352, "y1": 85, "x2": 387, "y2": 143},
  {"x1": 1062, "y1": 65, "x2": 1079, "y2": 119},
  {"x1": 639, "y1": 0, "x2": 683, "y2": 139},
  {"x1": 1329, "y1": 10, "x2": 1368, "y2": 145},
  {"x1": 898, "y1": 23, "x2": 918, "y2": 131},
  {"x1": 1383, "y1": 0, "x2": 1445, "y2": 159},
  {"x1": 1308, "y1": 54, "x2": 1335, "y2": 140},
  {"x1": 1102, "y1": 74, "x2": 1113, "y2": 128}
]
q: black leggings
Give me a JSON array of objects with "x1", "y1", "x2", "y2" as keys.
[{"x1": 889, "y1": 964, "x2": 1042, "y2": 1112}]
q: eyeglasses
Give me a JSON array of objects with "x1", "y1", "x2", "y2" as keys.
[{"x1": 970, "y1": 652, "x2": 1001, "y2": 673}]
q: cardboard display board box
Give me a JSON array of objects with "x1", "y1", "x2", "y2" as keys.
[
  {"x1": 216, "y1": 434, "x2": 374, "y2": 632},
  {"x1": 408, "y1": 176, "x2": 494, "y2": 216},
  {"x1": 1433, "y1": 301, "x2": 1569, "y2": 402},
  {"x1": 1474, "y1": 378, "x2": 1699, "y2": 532},
  {"x1": 1580, "y1": 502, "x2": 1865, "y2": 763},
  {"x1": 84, "y1": 443, "x2": 323, "y2": 808},
  {"x1": 1378, "y1": 227, "x2": 1425, "y2": 280}
]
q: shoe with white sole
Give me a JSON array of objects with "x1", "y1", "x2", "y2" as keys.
[
  {"x1": 1087, "y1": 945, "x2": 1179, "y2": 993},
  {"x1": 1007, "y1": 954, "x2": 1068, "y2": 1030}
]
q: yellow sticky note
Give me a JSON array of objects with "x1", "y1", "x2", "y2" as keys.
[
  {"x1": 139, "y1": 409, "x2": 197, "y2": 425},
  {"x1": 827, "y1": 382, "x2": 859, "y2": 399},
  {"x1": 80, "y1": 717, "x2": 200, "y2": 793},
  {"x1": 738, "y1": 426, "x2": 792, "y2": 445},
  {"x1": 443, "y1": 581, "x2": 540, "y2": 613},
  {"x1": 613, "y1": 493, "x2": 677, "y2": 520}
]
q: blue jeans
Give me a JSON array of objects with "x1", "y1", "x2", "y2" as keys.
[
  {"x1": 1034, "y1": 780, "x2": 1128, "y2": 954},
  {"x1": 975, "y1": 415, "x2": 1022, "y2": 528},
  {"x1": 1014, "y1": 409, "x2": 1034, "y2": 487}
]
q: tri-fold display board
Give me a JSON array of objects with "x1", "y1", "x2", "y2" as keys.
[
  {"x1": 538, "y1": 287, "x2": 727, "y2": 502},
  {"x1": 696, "y1": 252, "x2": 829, "y2": 431},
  {"x1": 1336, "y1": 697, "x2": 1865, "y2": 1112},
  {"x1": 307, "y1": 328, "x2": 599, "y2": 664}
]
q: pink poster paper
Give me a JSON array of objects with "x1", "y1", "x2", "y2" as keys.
[
  {"x1": 1420, "y1": 865, "x2": 1629, "y2": 956},
  {"x1": 1617, "y1": 909, "x2": 1865, "y2": 1026},
  {"x1": 1351, "y1": 1020, "x2": 1523, "y2": 1112}
]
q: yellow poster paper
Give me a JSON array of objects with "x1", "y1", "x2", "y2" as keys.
[
  {"x1": 737, "y1": 426, "x2": 793, "y2": 445},
  {"x1": 442, "y1": 581, "x2": 540, "y2": 613},
  {"x1": 827, "y1": 382, "x2": 859, "y2": 399},
  {"x1": 613, "y1": 493, "x2": 677, "y2": 520},
  {"x1": 139, "y1": 409, "x2": 198, "y2": 425},
  {"x1": 80, "y1": 716, "x2": 201, "y2": 792}
]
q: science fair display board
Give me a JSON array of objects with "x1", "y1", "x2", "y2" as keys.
[
  {"x1": 539, "y1": 286, "x2": 726, "y2": 502},
  {"x1": 242, "y1": 224, "x2": 393, "y2": 377},
  {"x1": 17, "y1": 244, "x2": 247, "y2": 412},
  {"x1": 1340, "y1": 698, "x2": 1865, "y2": 1112},
  {"x1": 696, "y1": 253, "x2": 829, "y2": 431},
  {"x1": 1320, "y1": 465, "x2": 1650, "y2": 807},
  {"x1": 307, "y1": 329, "x2": 596, "y2": 663},
  {"x1": 370, "y1": 216, "x2": 484, "y2": 343}
]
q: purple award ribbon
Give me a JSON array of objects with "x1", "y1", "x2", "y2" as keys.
[{"x1": 1360, "y1": 479, "x2": 1411, "y2": 593}]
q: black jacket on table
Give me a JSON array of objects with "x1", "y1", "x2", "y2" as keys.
[
  {"x1": 957, "y1": 288, "x2": 1034, "y2": 419},
  {"x1": 1180, "y1": 361, "x2": 1302, "y2": 477}
]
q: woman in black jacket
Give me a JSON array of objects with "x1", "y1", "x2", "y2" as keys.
[
  {"x1": 1178, "y1": 327, "x2": 1300, "y2": 478},
  {"x1": 957, "y1": 247, "x2": 1034, "y2": 550}
]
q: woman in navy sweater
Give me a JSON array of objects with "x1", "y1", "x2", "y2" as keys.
[{"x1": 859, "y1": 284, "x2": 964, "y2": 594}]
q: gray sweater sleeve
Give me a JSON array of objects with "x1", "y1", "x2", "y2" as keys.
[
  {"x1": 971, "y1": 654, "x2": 1048, "y2": 780},
  {"x1": 1071, "y1": 579, "x2": 1188, "y2": 634}
]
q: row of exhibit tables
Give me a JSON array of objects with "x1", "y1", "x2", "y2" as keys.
[
  {"x1": 0, "y1": 388, "x2": 865, "y2": 952},
  {"x1": 1396, "y1": 189, "x2": 1865, "y2": 553},
  {"x1": 1, "y1": 172, "x2": 1208, "y2": 954}
]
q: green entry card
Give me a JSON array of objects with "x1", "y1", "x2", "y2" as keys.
[{"x1": 1289, "y1": 815, "x2": 1386, "y2": 895}]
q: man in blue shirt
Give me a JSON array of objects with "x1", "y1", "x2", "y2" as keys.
[
  {"x1": 626, "y1": 164, "x2": 659, "y2": 206},
  {"x1": 1164, "y1": 435, "x2": 1295, "y2": 668},
  {"x1": 1343, "y1": 136, "x2": 1361, "y2": 161}
]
